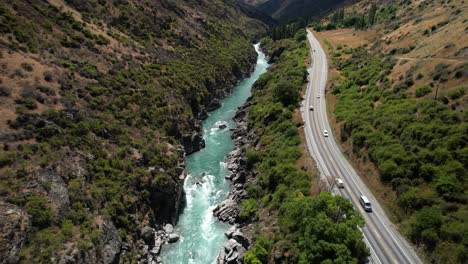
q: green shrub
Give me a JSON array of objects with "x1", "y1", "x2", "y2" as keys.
[
  {"x1": 244, "y1": 236, "x2": 273, "y2": 264},
  {"x1": 19, "y1": 226, "x2": 65, "y2": 262},
  {"x1": 37, "y1": 86, "x2": 56, "y2": 96},
  {"x1": 432, "y1": 63, "x2": 450, "y2": 82},
  {"x1": 454, "y1": 63, "x2": 467, "y2": 78},
  {"x1": 415, "y1": 85, "x2": 432, "y2": 97},
  {"x1": 448, "y1": 87, "x2": 465, "y2": 100},
  {"x1": 239, "y1": 198, "x2": 257, "y2": 221},
  {"x1": 245, "y1": 149, "x2": 260, "y2": 169},
  {"x1": 25, "y1": 196, "x2": 53, "y2": 228},
  {"x1": 95, "y1": 35, "x2": 110, "y2": 45},
  {"x1": 21, "y1": 63, "x2": 34, "y2": 72},
  {"x1": 244, "y1": 251, "x2": 262, "y2": 264},
  {"x1": 15, "y1": 98, "x2": 37, "y2": 110},
  {"x1": 60, "y1": 37, "x2": 80, "y2": 48},
  {"x1": 43, "y1": 71, "x2": 53, "y2": 82},
  {"x1": 0, "y1": 86, "x2": 11, "y2": 96}
]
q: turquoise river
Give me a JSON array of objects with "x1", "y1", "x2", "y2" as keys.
[{"x1": 160, "y1": 44, "x2": 268, "y2": 263}]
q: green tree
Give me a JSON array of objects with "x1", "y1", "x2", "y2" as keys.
[
  {"x1": 245, "y1": 236, "x2": 273, "y2": 263},
  {"x1": 273, "y1": 80, "x2": 300, "y2": 106},
  {"x1": 411, "y1": 207, "x2": 443, "y2": 248},
  {"x1": 279, "y1": 193, "x2": 369, "y2": 263}
]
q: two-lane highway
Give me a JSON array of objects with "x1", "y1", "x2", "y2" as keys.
[{"x1": 301, "y1": 29, "x2": 423, "y2": 264}]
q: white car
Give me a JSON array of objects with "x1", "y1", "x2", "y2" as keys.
[
  {"x1": 323, "y1": 130, "x2": 329, "y2": 137},
  {"x1": 309, "y1": 105, "x2": 314, "y2": 111},
  {"x1": 316, "y1": 94, "x2": 320, "y2": 98},
  {"x1": 335, "y1": 178, "x2": 344, "y2": 188}
]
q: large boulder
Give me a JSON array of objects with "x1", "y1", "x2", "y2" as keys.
[
  {"x1": 224, "y1": 225, "x2": 237, "y2": 239},
  {"x1": 232, "y1": 230, "x2": 250, "y2": 249},
  {"x1": 215, "y1": 121, "x2": 228, "y2": 129},
  {"x1": 168, "y1": 233, "x2": 180, "y2": 243},
  {"x1": 216, "y1": 239, "x2": 246, "y2": 264},
  {"x1": 198, "y1": 108, "x2": 209, "y2": 120},
  {"x1": 163, "y1": 224, "x2": 174, "y2": 234},
  {"x1": 181, "y1": 131, "x2": 205, "y2": 155},
  {"x1": 213, "y1": 199, "x2": 239, "y2": 224}
]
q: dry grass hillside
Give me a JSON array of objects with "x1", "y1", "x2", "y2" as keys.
[
  {"x1": 313, "y1": 0, "x2": 467, "y2": 263},
  {"x1": 319, "y1": 0, "x2": 467, "y2": 98},
  {"x1": 242, "y1": 0, "x2": 356, "y2": 22}
]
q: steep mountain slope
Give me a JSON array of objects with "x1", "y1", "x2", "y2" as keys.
[
  {"x1": 312, "y1": 0, "x2": 467, "y2": 262},
  {"x1": 234, "y1": 0, "x2": 278, "y2": 28},
  {"x1": 0, "y1": 0, "x2": 268, "y2": 262},
  {"x1": 246, "y1": 0, "x2": 354, "y2": 22}
]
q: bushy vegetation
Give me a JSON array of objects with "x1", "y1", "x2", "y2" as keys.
[
  {"x1": 330, "y1": 45, "x2": 467, "y2": 263},
  {"x1": 0, "y1": 2, "x2": 110, "y2": 52},
  {"x1": 268, "y1": 20, "x2": 307, "y2": 40},
  {"x1": 243, "y1": 29, "x2": 368, "y2": 263},
  {"x1": 4, "y1": 33, "x2": 254, "y2": 258},
  {"x1": 415, "y1": 85, "x2": 433, "y2": 98},
  {"x1": 313, "y1": 3, "x2": 397, "y2": 31},
  {"x1": 0, "y1": 0, "x2": 266, "y2": 261}
]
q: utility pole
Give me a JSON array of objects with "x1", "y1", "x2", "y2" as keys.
[{"x1": 434, "y1": 81, "x2": 440, "y2": 100}]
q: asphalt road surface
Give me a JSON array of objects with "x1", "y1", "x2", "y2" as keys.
[{"x1": 301, "y1": 29, "x2": 423, "y2": 264}]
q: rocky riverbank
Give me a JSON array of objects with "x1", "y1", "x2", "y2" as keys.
[
  {"x1": 182, "y1": 62, "x2": 257, "y2": 155},
  {"x1": 127, "y1": 223, "x2": 180, "y2": 264},
  {"x1": 213, "y1": 100, "x2": 260, "y2": 264}
]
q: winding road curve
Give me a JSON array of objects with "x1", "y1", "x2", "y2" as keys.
[{"x1": 301, "y1": 29, "x2": 423, "y2": 264}]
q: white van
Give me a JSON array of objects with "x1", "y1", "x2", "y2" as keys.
[
  {"x1": 360, "y1": 195, "x2": 372, "y2": 212},
  {"x1": 335, "y1": 178, "x2": 344, "y2": 188}
]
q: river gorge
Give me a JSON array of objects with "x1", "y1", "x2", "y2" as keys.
[{"x1": 159, "y1": 44, "x2": 268, "y2": 263}]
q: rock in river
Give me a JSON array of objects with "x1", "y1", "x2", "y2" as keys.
[
  {"x1": 215, "y1": 121, "x2": 228, "y2": 129},
  {"x1": 168, "y1": 233, "x2": 180, "y2": 243}
]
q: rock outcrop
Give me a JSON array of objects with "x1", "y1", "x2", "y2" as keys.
[
  {"x1": 99, "y1": 219, "x2": 122, "y2": 264},
  {"x1": 213, "y1": 198, "x2": 239, "y2": 224},
  {"x1": 37, "y1": 168, "x2": 70, "y2": 219},
  {"x1": 214, "y1": 100, "x2": 259, "y2": 264},
  {"x1": 182, "y1": 120, "x2": 206, "y2": 155},
  {"x1": 217, "y1": 227, "x2": 251, "y2": 264},
  {"x1": 0, "y1": 202, "x2": 30, "y2": 264},
  {"x1": 150, "y1": 156, "x2": 187, "y2": 226},
  {"x1": 129, "y1": 223, "x2": 181, "y2": 264}
]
